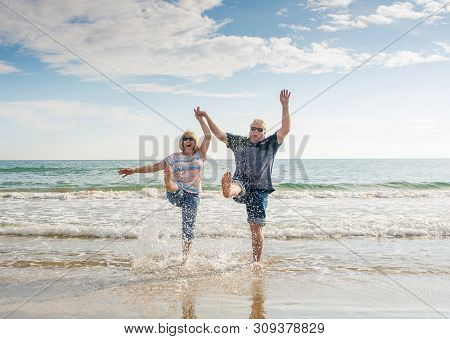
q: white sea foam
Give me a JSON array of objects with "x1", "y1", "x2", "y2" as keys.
[
  {"x1": 0, "y1": 188, "x2": 165, "y2": 200},
  {"x1": 1, "y1": 186, "x2": 449, "y2": 240},
  {"x1": 0, "y1": 223, "x2": 140, "y2": 239},
  {"x1": 271, "y1": 189, "x2": 450, "y2": 199},
  {"x1": 1, "y1": 218, "x2": 448, "y2": 239},
  {"x1": 3, "y1": 188, "x2": 450, "y2": 200}
]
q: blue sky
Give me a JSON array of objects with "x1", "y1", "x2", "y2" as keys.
[{"x1": 0, "y1": 0, "x2": 449, "y2": 159}]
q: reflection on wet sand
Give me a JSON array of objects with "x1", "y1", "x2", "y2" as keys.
[
  {"x1": 249, "y1": 267, "x2": 265, "y2": 319},
  {"x1": 181, "y1": 280, "x2": 197, "y2": 319},
  {"x1": 177, "y1": 266, "x2": 266, "y2": 319},
  {"x1": 130, "y1": 261, "x2": 269, "y2": 318}
]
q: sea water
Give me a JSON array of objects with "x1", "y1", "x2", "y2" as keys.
[
  {"x1": 1, "y1": 159, "x2": 450, "y2": 239},
  {"x1": 1, "y1": 159, "x2": 449, "y2": 318}
]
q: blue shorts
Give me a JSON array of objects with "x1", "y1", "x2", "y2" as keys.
[
  {"x1": 166, "y1": 189, "x2": 200, "y2": 242},
  {"x1": 233, "y1": 185, "x2": 269, "y2": 226}
]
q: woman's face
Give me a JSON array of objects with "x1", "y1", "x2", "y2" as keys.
[{"x1": 182, "y1": 135, "x2": 195, "y2": 152}]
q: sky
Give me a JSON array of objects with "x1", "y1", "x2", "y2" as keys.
[{"x1": 0, "y1": 0, "x2": 449, "y2": 160}]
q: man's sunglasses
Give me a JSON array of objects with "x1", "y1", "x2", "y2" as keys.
[
  {"x1": 183, "y1": 137, "x2": 195, "y2": 141},
  {"x1": 250, "y1": 127, "x2": 264, "y2": 132}
]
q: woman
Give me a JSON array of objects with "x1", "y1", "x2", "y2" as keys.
[{"x1": 118, "y1": 107, "x2": 211, "y2": 264}]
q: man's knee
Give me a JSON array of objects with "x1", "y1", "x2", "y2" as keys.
[{"x1": 250, "y1": 223, "x2": 264, "y2": 235}]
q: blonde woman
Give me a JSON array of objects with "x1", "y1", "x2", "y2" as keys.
[{"x1": 118, "y1": 107, "x2": 211, "y2": 264}]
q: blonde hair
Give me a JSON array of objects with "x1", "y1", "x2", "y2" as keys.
[
  {"x1": 179, "y1": 130, "x2": 200, "y2": 152},
  {"x1": 251, "y1": 118, "x2": 267, "y2": 131}
]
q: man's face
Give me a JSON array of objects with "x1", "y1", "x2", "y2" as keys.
[{"x1": 249, "y1": 123, "x2": 265, "y2": 143}]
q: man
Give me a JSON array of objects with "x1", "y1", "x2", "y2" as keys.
[{"x1": 200, "y1": 89, "x2": 291, "y2": 262}]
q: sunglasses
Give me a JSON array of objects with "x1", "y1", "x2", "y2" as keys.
[
  {"x1": 250, "y1": 127, "x2": 264, "y2": 132},
  {"x1": 183, "y1": 137, "x2": 195, "y2": 141}
]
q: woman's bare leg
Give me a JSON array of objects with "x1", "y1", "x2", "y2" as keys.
[
  {"x1": 164, "y1": 165, "x2": 179, "y2": 192},
  {"x1": 182, "y1": 241, "x2": 192, "y2": 265}
]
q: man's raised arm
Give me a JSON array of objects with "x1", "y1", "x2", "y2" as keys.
[
  {"x1": 277, "y1": 89, "x2": 291, "y2": 144},
  {"x1": 200, "y1": 111, "x2": 228, "y2": 145}
]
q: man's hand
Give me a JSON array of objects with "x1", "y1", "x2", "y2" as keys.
[
  {"x1": 118, "y1": 168, "x2": 135, "y2": 178},
  {"x1": 280, "y1": 89, "x2": 291, "y2": 107},
  {"x1": 277, "y1": 89, "x2": 291, "y2": 144},
  {"x1": 194, "y1": 106, "x2": 206, "y2": 120}
]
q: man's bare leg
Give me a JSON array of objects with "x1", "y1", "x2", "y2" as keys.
[
  {"x1": 182, "y1": 241, "x2": 192, "y2": 265},
  {"x1": 221, "y1": 171, "x2": 242, "y2": 198},
  {"x1": 250, "y1": 223, "x2": 264, "y2": 262},
  {"x1": 164, "y1": 165, "x2": 179, "y2": 192}
]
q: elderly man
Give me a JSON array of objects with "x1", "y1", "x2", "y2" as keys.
[{"x1": 200, "y1": 90, "x2": 291, "y2": 262}]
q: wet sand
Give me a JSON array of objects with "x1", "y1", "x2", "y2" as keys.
[{"x1": 1, "y1": 237, "x2": 449, "y2": 319}]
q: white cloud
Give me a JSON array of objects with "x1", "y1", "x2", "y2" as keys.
[
  {"x1": 0, "y1": 0, "x2": 362, "y2": 78},
  {"x1": 376, "y1": 2, "x2": 426, "y2": 20},
  {"x1": 279, "y1": 23, "x2": 311, "y2": 32},
  {"x1": 359, "y1": 14, "x2": 394, "y2": 25},
  {"x1": 276, "y1": 8, "x2": 288, "y2": 16},
  {"x1": 128, "y1": 83, "x2": 257, "y2": 98},
  {"x1": 307, "y1": 0, "x2": 354, "y2": 10},
  {"x1": 435, "y1": 41, "x2": 450, "y2": 53},
  {"x1": 370, "y1": 50, "x2": 448, "y2": 67},
  {"x1": 417, "y1": 0, "x2": 450, "y2": 12},
  {"x1": 317, "y1": 24, "x2": 339, "y2": 32},
  {"x1": 0, "y1": 0, "x2": 447, "y2": 81},
  {"x1": 0, "y1": 61, "x2": 20, "y2": 74},
  {"x1": 318, "y1": 0, "x2": 449, "y2": 32},
  {"x1": 264, "y1": 41, "x2": 448, "y2": 73},
  {"x1": 0, "y1": 100, "x2": 152, "y2": 130},
  {"x1": 0, "y1": 0, "x2": 236, "y2": 79},
  {"x1": 262, "y1": 40, "x2": 360, "y2": 74},
  {"x1": 327, "y1": 13, "x2": 367, "y2": 29}
]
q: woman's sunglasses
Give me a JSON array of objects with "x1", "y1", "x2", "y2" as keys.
[
  {"x1": 183, "y1": 137, "x2": 195, "y2": 141},
  {"x1": 250, "y1": 127, "x2": 264, "y2": 132}
]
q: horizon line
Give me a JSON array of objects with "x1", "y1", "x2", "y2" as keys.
[{"x1": 1, "y1": 158, "x2": 450, "y2": 161}]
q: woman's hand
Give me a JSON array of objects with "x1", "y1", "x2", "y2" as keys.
[
  {"x1": 194, "y1": 106, "x2": 212, "y2": 160},
  {"x1": 194, "y1": 106, "x2": 206, "y2": 120},
  {"x1": 118, "y1": 167, "x2": 135, "y2": 178}
]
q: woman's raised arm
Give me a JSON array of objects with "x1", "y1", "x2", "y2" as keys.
[
  {"x1": 118, "y1": 160, "x2": 165, "y2": 178},
  {"x1": 194, "y1": 107, "x2": 212, "y2": 160}
]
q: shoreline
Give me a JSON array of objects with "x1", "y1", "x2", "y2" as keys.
[
  {"x1": 2, "y1": 266, "x2": 449, "y2": 319},
  {"x1": 1, "y1": 237, "x2": 449, "y2": 319}
]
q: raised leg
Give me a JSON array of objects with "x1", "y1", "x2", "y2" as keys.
[
  {"x1": 164, "y1": 165, "x2": 179, "y2": 192},
  {"x1": 221, "y1": 171, "x2": 242, "y2": 198}
]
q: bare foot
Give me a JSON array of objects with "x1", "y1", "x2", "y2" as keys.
[
  {"x1": 181, "y1": 254, "x2": 188, "y2": 266},
  {"x1": 221, "y1": 171, "x2": 232, "y2": 198},
  {"x1": 164, "y1": 166, "x2": 178, "y2": 192},
  {"x1": 252, "y1": 262, "x2": 264, "y2": 272}
]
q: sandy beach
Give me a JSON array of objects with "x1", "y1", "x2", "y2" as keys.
[{"x1": 1, "y1": 237, "x2": 449, "y2": 319}]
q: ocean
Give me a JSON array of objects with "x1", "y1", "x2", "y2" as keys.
[{"x1": 1, "y1": 159, "x2": 449, "y2": 318}]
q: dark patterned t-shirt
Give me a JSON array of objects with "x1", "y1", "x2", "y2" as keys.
[{"x1": 226, "y1": 132, "x2": 281, "y2": 193}]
